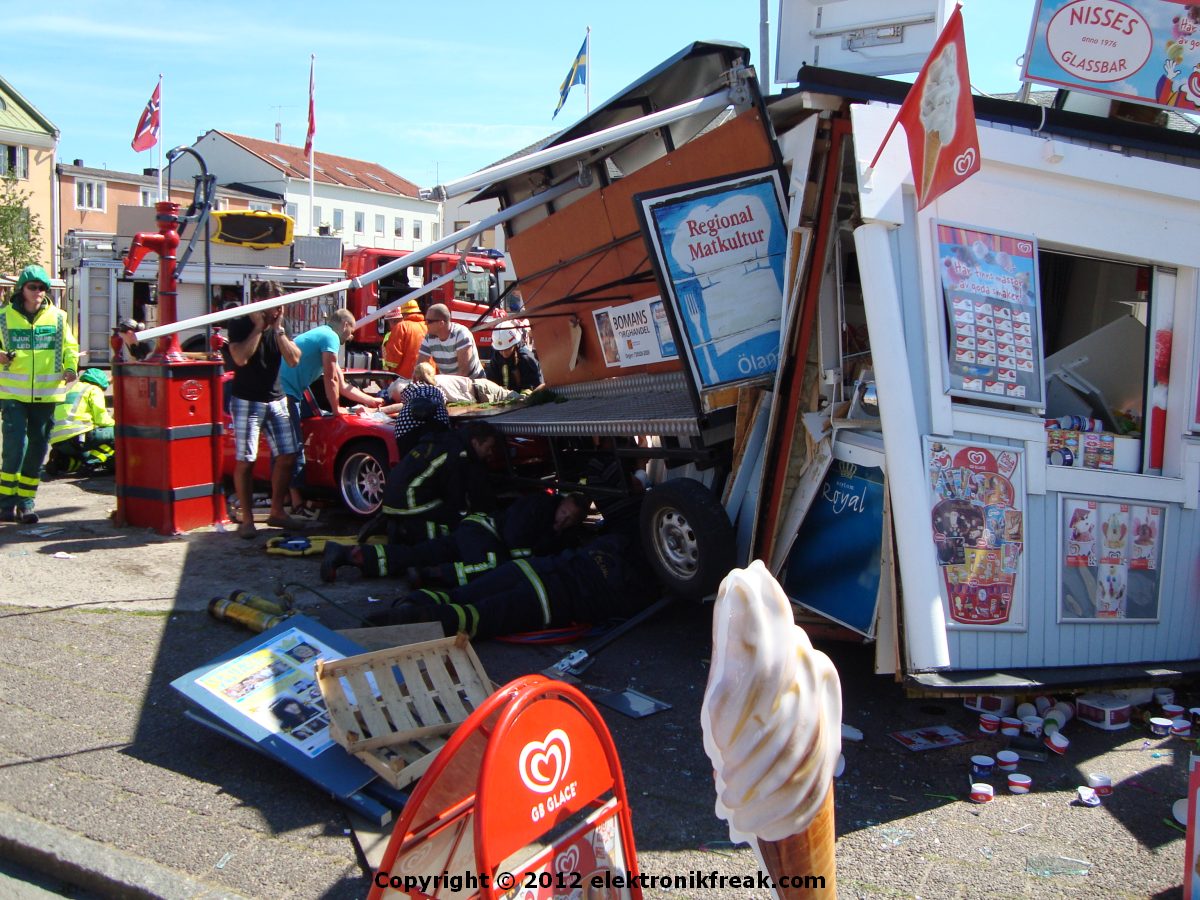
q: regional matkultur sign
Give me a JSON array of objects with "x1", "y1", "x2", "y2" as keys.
[{"x1": 1022, "y1": 0, "x2": 1200, "y2": 112}]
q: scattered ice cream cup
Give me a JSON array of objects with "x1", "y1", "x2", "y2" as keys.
[
  {"x1": 1170, "y1": 718, "x2": 1192, "y2": 738},
  {"x1": 1075, "y1": 786, "x2": 1100, "y2": 807},
  {"x1": 1034, "y1": 696, "x2": 1053, "y2": 716},
  {"x1": 970, "y1": 782, "x2": 994, "y2": 804},
  {"x1": 1022, "y1": 715, "x2": 1044, "y2": 739},
  {"x1": 970, "y1": 755, "x2": 995, "y2": 779},
  {"x1": 1148, "y1": 716, "x2": 1173, "y2": 737},
  {"x1": 1016, "y1": 701, "x2": 1037, "y2": 720},
  {"x1": 1007, "y1": 773, "x2": 1032, "y2": 794},
  {"x1": 1086, "y1": 773, "x2": 1112, "y2": 797},
  {"x1": 996, "y1": 750, "x2": 1020, "y2": 772},
  {"x1": 1045, "y1": 730, "x2": 1070, "y2": 755},
  {"x1": 979, "y1": 713, "x2": 1001, "y2": 733},
  {"x1": 1154, "y1": 688, "x2": 1175, "y2": 706},
  {"x1": 1000, "y1": 716, "x2": 1023, "y2": 737},
  {"x1": 1163, "y1": 703, "x2": 1185, "y2": 720}
]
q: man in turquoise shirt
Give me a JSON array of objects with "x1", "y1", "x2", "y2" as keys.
[{"x1": 280, "y1": 309, "x2": 383, "y2": 511}]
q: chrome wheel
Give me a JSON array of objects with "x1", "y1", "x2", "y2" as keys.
[
  {"x1": 651, "y1": 506, "x2": 700, "y2": 580},
  {"x1": 339, "y1": 447, "x2": 387, "y2": 515}
]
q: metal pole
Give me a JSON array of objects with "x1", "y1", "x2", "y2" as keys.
[{"x1": 136, "y1": 178, "x2": 581, "y2": 341}]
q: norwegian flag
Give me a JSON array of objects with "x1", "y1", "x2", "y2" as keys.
[
  {"x1": 304, "y1": 56, "x2": 316, "y2": 161},
  {"x1": 131, "y1": 79, "x2": 161, "y2": 153}
]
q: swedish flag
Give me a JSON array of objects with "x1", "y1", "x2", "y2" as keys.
[{"x1": 554, "y1": 32, "x2": 589, "y2": 119}]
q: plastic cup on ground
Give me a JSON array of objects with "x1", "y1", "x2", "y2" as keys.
[
  {"x1": 970, "y1": 782, "x2": 994, "y2": 803},
  {"x1": 996, "y1": 750, "x2": 1020, "y2": 772},
  {"x1": 971, "y1": 755, "x2": 995, "y2": 779},
  {"x1": 1086, "y1": 773, "x2": 1112, "y2": 796},
  {"x1": 1171, "y1": 718, "x2": 1192, "y2": 738},
  {"x1": 1149, "y1": 716, "x2": 1173, "y2": 737},
  {"x1": 1034, "y1": 695, "x2": 1053, "y2": 715},
  {"x1": 1163, "y1": 703, "x2": 1185, "y2": 720},
  {"x1": 979, "y1": 713, "x2": 1000, "y2": 733},
  {"x1": 1022, "y1": 715, "x2": 1045, "y2": 738},
  {"x1": 1016, "y1": 701, "x2": 1037, "y2": 720},
  {"x1": 1008, "y1": 773, "x2": 1032, "y2": 794},
  {"x1": 1075, "y1": 786, "x2": 1100, "y2": 807},
  {"x1": 1045, "y1": 731, "x2": 1070, "y2": 755},
  {"x1": 1000, "y1": 716, "x2": 1022, "y2": 737}
]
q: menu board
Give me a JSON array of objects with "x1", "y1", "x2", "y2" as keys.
[
  {"x1": 926, "y1": 438, "x2": 1026, "y2": 630},
  {"x1": 936, "y1": 223, "x2": 1044, "y2": 407},
  {"x1": 592, "y1": 296, "x2": 678, "y2": 368},
  {"x1": 1059, "y1": 496, "x2": 1163, "y2": 621}
]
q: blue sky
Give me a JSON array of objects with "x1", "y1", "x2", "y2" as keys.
[{"x1": 6, "y1": 0, "x2": 1036, "y2": 189}]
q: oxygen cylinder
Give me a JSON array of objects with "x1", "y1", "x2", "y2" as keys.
[
  {"x1": 227, "y1": 589, "x2": 289, "y2": 616},
  {"x1": 208, "y1": 597, "x2": 285, "y2": 633}
]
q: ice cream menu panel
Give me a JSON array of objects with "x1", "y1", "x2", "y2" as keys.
[
  {"x1": 936, "y1": 223, "x2": 1044, "y2": 408},
  {"x1": 1059, "y1": 496, "x2": 1163, "y2": 621},
  {"x1": 927, "y1": 439, "x2": 1027, "y2": 629}
]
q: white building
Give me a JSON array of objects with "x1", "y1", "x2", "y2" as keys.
[{"x1": 177, "y1": 131, "x2": 441, "y2": 250}]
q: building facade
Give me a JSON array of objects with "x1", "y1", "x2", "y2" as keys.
[{"x1": 0, "y1": 75, "x2": 58, "y2": 274}]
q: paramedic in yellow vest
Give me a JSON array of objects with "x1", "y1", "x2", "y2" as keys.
[
  {"x1": 0, "y1": 265, "x2": 80, "y2": 523},
  {"x1": 47, "y1": 368, "x2": 115, "y2": 475}
]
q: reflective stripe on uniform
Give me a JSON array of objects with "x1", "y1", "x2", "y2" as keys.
[
  {"x1": 406, "y1": 452, "x2": 448, "y2": 510},
  {"x1": 453, "y1": 552, "x2": 498, "y2": 586},
  {"x1": 372, "y1": 544, "x2": 388, "y2": 577},
  {"x1": 513, "y1": 559, "x2": 551, "y2": 626}
]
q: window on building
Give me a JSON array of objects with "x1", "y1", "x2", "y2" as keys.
[
  {"x1": 413, "y1": 220, "x2": 422, "y2": 242},
  {"x1": 313, "y1": 205, "x2": 323, "y2": 228},
  {"x1": 75, "y1": 179, "x2": 106, "y2": 212},
  {"x1": 394, "y1": 217, "x2": 404, "y2": 238},
  {"x1": 375, "y1": 214, "x2": 385, "y2": 234},
  {"x1": 249, "y1": 201, "x2": 271, "y2": 212},
  {"x1": 215, "y1": 197, "x2": 229, "y2": 211},
  {"x1": 333, "y1": 209, "x2": 344, "y2": 232},
  {"x1": 432, "y1": 222, "x2": 440, "y2": 241},
  {"x1": 139, "y1": 188, "x2": 156, "y2": 207},
  {"x1": 354, "y1": 211, "x2": 365, "y2": 233},
  {"x1": 0, "y1": 145, "x2": 29, "y2": 180},
  {"x1": 285, "y1": 202, "x2": 298, "y2": 220}
]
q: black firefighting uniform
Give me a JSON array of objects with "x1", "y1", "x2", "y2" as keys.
[
  {"x1": 379, "y1": 429, "x2": 494, "y2": 544},
  {"x1": 361, "y1": 491, "x2": 572, "y2": 585},
  {"x1": 404, "y1": 532, "x2": 655, "y2": 640}
]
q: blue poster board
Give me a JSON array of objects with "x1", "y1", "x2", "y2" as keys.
[
  {"x1": 783, "y1": 461, "x2": 885, "y2": 636},
  {"x1": 637, "y1": 170, "x2": 787, "y2": 392},
  {"x1": 171, "y1": 615, "x2": 377, "y2": 800}
]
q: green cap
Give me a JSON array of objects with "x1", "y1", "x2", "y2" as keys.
[
  {"x1": 80, "y1": 368, "x2": 110, "y2": 389},
  {"x1": 14, "y1": 265, "x2": 52, "y2": 292}
]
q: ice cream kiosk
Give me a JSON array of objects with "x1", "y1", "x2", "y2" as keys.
[{"x1": 761, "y1": 0, "x2": 1200, "y2": 687}]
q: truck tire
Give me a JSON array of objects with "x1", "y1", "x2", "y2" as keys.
[
  {"x1": 640, "y1": 477, "x2": 736, "y2": 601},
  {"x1": 336, "y1": 440, "x2": 389, "y2": 516}
]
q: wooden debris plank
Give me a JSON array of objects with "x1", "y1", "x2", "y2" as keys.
[
  {"x1": 375, "y1": 667, "x2": 421, "y2": 733},
  {"x1": 445, "y1": 641, "x2": 490, "y2": 703},
  {"x1": 344, "y1": 669, "x2": 392, "y2": 742},
  {"x1": 348, "y1": 721, "x2": 457, "y2": 754},
  {"x1": 396, "y1": 656, "x2": 443, "y2": 724},
  {"x1": 423, "y1": 653, "x2": 470, "y2": 720}
]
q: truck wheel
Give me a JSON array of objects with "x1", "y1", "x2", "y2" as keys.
[
  {"x1": 337, "y1": 441, "x2": 388, "y2": 516},
  {"x1": 640, "y1": 477, "x2": 736, "y2": 601}
]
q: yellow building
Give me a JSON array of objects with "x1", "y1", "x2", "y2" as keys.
[{"x1": 0, "y1": 75, "x2": 58, "y2": 276}]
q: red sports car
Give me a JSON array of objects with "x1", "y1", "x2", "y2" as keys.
[{"x1": 219, "y1": 370, "x2": 398, "y2": 516}]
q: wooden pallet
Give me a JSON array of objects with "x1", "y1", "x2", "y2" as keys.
[{"x1": 315, "y1": 633, "x2": 493, "y2": 790}]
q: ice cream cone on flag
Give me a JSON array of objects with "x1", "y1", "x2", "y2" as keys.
[
  {"x1": 754, "y1": 787, "x2": 836, "y2": 898},
  {"x1": 921, "y1": 133, "x2": 943, "y2": 203}
]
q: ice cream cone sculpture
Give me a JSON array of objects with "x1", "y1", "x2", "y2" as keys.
[
  {"x1": 918, "y1": 42, "x2": 960, "y2": 201},
  {"x1": 700, "y1": 561, "x2": 842, "y2": 898}
]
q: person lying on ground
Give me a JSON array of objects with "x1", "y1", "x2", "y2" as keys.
[
  {"x1": 321, "y1": 489, "x2": 588, "y2": 583},
  {"x1": 365, "y1": 530, "x2": 658, "y2": 641}
]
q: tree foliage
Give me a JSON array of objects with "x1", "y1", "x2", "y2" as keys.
[{"x1": 0, "y1": 170, "x2": 44, "y2": 279}]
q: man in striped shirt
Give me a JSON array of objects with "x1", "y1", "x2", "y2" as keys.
[{"x1": 416, "y1": 303, "x2": 484, "y2": 378}]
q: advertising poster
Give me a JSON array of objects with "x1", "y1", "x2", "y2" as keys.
[
  {"x1": 1059, "y1": 497, "x2": 1164, "y2": 621},
  {"x1": 637, "y1": 170, "x2": 787, "y2": 392},
  {"x1": 591, "y1": 296, "x2": 678, "y2": 368},
  {"x1": 936, "y1": 223, "x2": 1044, "y2": 407},
  {"x1": 926, "y1": 438, "x2": 1027, "y2": 629},
  {"x1": 784, "y1": 459, "x2": 885, "y2": 636},
  {"x1": 1023, "y1": 0, "x2": 1200, "y2": 113}
]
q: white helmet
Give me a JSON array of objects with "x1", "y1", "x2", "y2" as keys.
[{"x1": 491, "y1": 322, "x2": 525, "y2": 352}]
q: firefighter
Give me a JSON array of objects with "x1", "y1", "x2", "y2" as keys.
[
  {"x1": 320, "y1": 490, "x2": 588, "y2": 583},
  {"x1": 486, "y1": 320, "x2": 543, "y2": 392},
  {"x1": 376, "y1": 420, "x2": 499, "y2": 543},
  {"x1": 0, "y1": 265, "x2": 80, "y2": 523},
  {"x1": 368, "y1": 530, "x2": 657, "y2": 640},
  {"x1": 46, "y1": 368, "x2": 115, "y2": 475},
  {"x1": 381, "y1": 299, "x2": 426, "y2": 378}
]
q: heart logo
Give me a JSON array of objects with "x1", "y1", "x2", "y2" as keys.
[
  {"x1": 953, "y1": 148, "x2": 977, "y2": 176},
  {"x1": 1016, "y1": 241, "x2": 1032, "y2": 254},
  {"x1": 555, "y1": 845, "x2": 580, "y2": 874},
  {"x1": 518, "y1": 728, "x2": 571, "y2": 794},
  {"x1": 397, "y1": 839, "x2": 435, "y2": 873},
  {"x1": 967, "y1": 449, "x2": 988, "y2": 467}
]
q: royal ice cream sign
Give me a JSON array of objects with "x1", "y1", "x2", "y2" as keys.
[{"x1": 1023, "y1": 0, "x2": 1200, "y2": 111}]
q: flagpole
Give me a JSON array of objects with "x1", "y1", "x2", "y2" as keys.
[
  {"x1": 157, "y1": 74, "x2": 164, "y2": 201},
  {"x1": 308, "y1": 54, "x2": 315, "y2": 236},
  {"x1": 585, "y1": 26, "x2": 591, "y2": 115}
]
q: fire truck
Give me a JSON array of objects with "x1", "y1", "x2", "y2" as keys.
[{"x1": 341, "y1": 247, "x2": 507, "y2": 366}]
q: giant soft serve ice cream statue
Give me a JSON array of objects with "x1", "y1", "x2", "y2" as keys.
[{"x1": 701, "y1": 561, "x2": 842, "y2": 897}]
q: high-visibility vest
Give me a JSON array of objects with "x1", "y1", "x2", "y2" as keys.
[
  {"x1": 0, "y1": 301, "x2": 79, "y2": 404},
  {"x1": 50, "y1": 382, "x2": 114, "y2": 445}
]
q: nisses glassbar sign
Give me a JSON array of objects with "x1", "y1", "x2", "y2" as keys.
[{"x1": 1023, "y1": 0, "x2": 1200, "y2": 112}]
